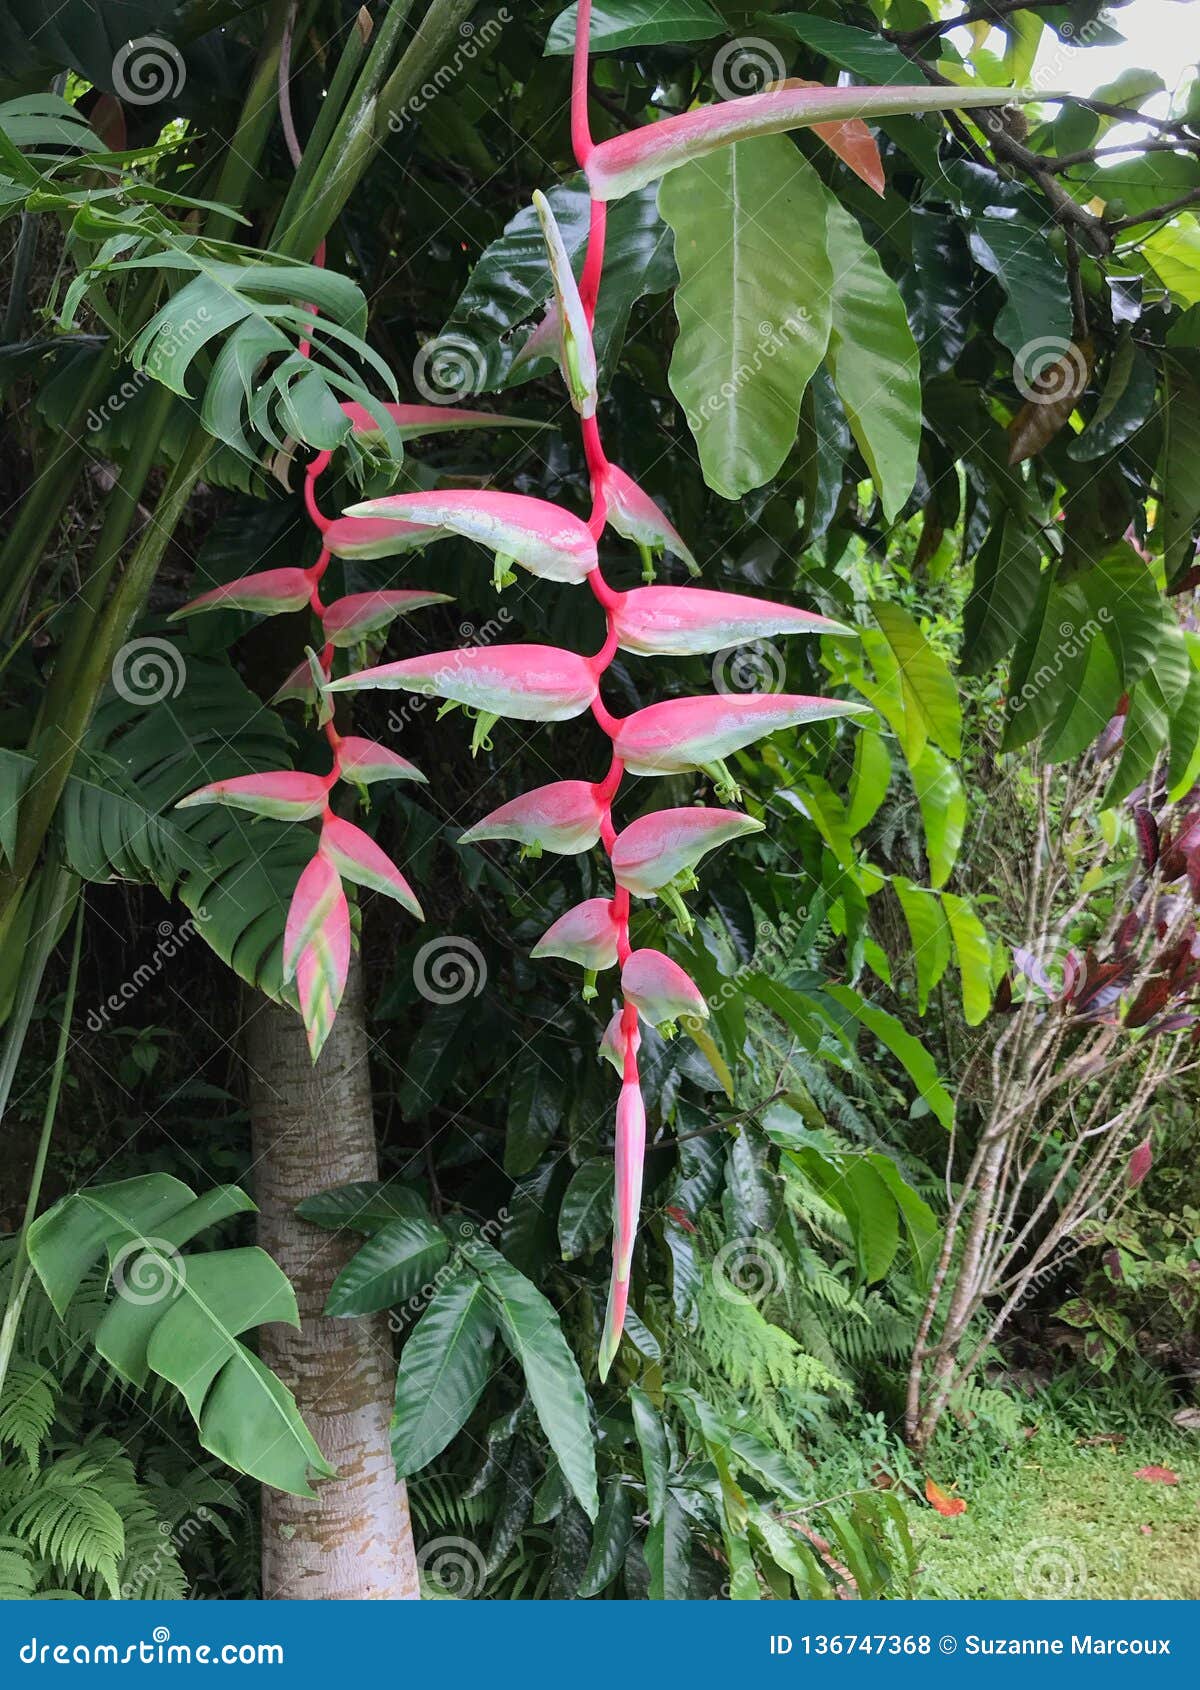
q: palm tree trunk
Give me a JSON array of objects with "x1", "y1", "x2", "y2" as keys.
[{"x1": 244, "y1": 957, "x2": 419, "y2": 1600}]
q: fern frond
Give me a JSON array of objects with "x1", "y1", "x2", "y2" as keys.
[{"x1": 0, "y1": 1358, "x2": 58, "y2": 1473}]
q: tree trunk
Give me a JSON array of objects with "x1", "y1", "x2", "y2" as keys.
[{"x1": 244, "y1": 958, "x2": 420, "y2": 1600}]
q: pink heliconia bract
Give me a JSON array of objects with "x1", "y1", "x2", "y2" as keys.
[
  {"x1": 337, "y1": 736, "x2": 425, "y2": 787},
  {"x1": 600, "y1": 463, "x2": 698, "y2": 575},
  {"x1": 342, "y1": 490, "x2": 598, "y2": 584},
  {"x1": 598, "y1": 1077, "x2": 647, "y2": 1378},
  {"x1": 599, "y1": 1007, "x2": 642, "y2": 1076},
  {"x1": 612, "y1": 583, "x2": 852, "y2": 657},
  {"x1": 341, "y1": 400, "x2": 546, "y2": 439},
  {"x1": 175, "y1": 769, "x2": 330, "y2": 821},
  {"x1": 169, "y1": 567, "x2": 313, "y2": 621},
  {"x1": 585, "y1": 82, "x2": 1029, "y2": 200},
  {"x1": 321, "y1": 815, "x2": 423, "y2": 919},
  {"x1": 612, "y1": 808, "x2": 764, "y2": 896},
  {"x1": 322, "y1": 589, "x2": 451, "y2": 647},
  {"x1": 531, "y1": 899, "x2": 621, "y2": 972},
  {"x1": 295, "y1": 887, "x2": 352, "y2": 1061},
  {"x1": 532, "y1": 189, "x2": 598, "y2": 419},
  {"x1": 323, "y1": 514, "x2": 444, "y2": 560},
  {"x1": 327, "y1": 644, "x2": 600, "y2": 722},
  {"x1": 614, "y1": 693, "x2": 870, "y2": 778},
  {"x1": 621, "y1": 949, "x2": 709, "y2": 1027},
  {"x1": 459, "y1": 780, "x2": 605, "y2": 855},
  {"x1": 283, "y1": 850, "x2": 342, "y2": 982}
]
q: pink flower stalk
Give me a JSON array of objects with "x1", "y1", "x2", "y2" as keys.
[
  {"x1": 175, "y1": 376, "x2": 440, "y2": 1055},
  {"x1": 302, "y1": 1, "x2": 877, "y2": 1362}
]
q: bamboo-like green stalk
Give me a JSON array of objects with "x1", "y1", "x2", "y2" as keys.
[
  {"x1": 375, "y1": 0, "x2": 478, "y2": 135},
  {"x1": 271, "y1": 3, "x2": 377, "y2": 236},
  {"x1": 207, "y1": 0, "x2": 296, "y2": 243},
  {"x1": 272, "y1": 0, "x2": 417, "y2": 256},
  {"x1": 0, "y1": 873, "x2": 81, "y2": 1406}
]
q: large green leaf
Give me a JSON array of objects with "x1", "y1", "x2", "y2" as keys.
[
  {"x1": 645, "y1": 1491, "x2": 691, "y2": 1600},
  {"x1": 911, "y1": 745, "x2": 965, "y2": 890},
  {"x1": 873, "y1": 602, "x2": 960, "y2": 757},
  {"x1": 545, "y1": 1, "x2": 723, "y2": 53},
  {"x1": 26, "y1": 1175, "x2": 333, "y2": 1497},
  {"x1": 940, "y1": 892, "x2": 993, "y2": 1027},
  {"x1": 465, "y1": 1240, "x2": 598, "y2": 1519},
  {"x1": 821, "y1": 985, "x2": 954, "y2": 1129},
  {"x1": 1159, "y1": 353, "x2": 1200, "y2": 582},
  {"x1": 577, "y1": 1478, "x2": 635, "y2": 1597},
  {"x1": 966, "y1": 213, "x2": 1072, "y2": 372},
  {"x1": 391, "y1": 1273, "x2": 496, "y2": 1476},
  {"x1": 558, "y1": 1158, "x2": 613, "y2": 1261},
  {"x1": 324, "y1": 1215, "x2": 450, "y2": 1317},
  {"x1": 824, "y1": 199, "x2": 920, "y2": 524},
  {"x1": 660, "y1": 135, "x2": 832, "y2": 500},
  {"x1": 630, "y1": 1385, "x2": 670, "y2": 1525},
  {"x1": 68, "y1": 247, "x2": 395, "y2": 458},
  {"x1": 961, "y1": 514, "x2": 1043, "y2": 674},
  {"x1": 892, "y1": 877, "x2": 951, "y2": 1014}
]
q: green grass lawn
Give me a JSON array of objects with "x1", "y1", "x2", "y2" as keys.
[{"x1": 912, "y1": 1433, "x2": 1200, "y2": 1599}]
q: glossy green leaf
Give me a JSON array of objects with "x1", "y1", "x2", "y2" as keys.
[
  {"x1": 545, "y1": 1, "x2": 722, "y2": 53},
  {"x1": 824, "y1": 198, "x2": 920, "y2": 524},
  {"x1": 26, "y1": 1175, "x2": 332, "y2": 1497},
  {"x1": 466, "y1": 1240, "x2": 598, "y2": 1520},
  {"x1": 630, "y1": 1385, "x2": 670, "y2": 1525},
  {"x1": 295, "y1": 1181, "x2": 429, "y2": 1236},
  {"x1": 940, "y1": 892, "x2": 993, "y2": 1026},
  {"x1": 660, "y1": 136, "x2": 832, "y2": 500},
  {"x1": 1159, "y1": 353, "x2": 1200, "y2": 581},
  {"x1": 823, "y1": 985, "x2": 954, "y2": 1129},
  {"x1": 558, "y1": 1158, "x2": 613, "y2": 1261},
  {"x1": 962, "y1": 514, "x2": 1043, "y2": 674},
  {"x1": 911, "y1": 745, "x2": 965, "y2": 890},
  {"x1": 324, "y1": 1215, "x2": 450, "y2": 1317},
  {"x1": 1067, "y1": 336, "x2": 1157, "y2": 461},
  {"x1": 577, "y1": 1479, "x2": 635, "y2": 1597},
  {"x1": 846, "y1": 729, "x2": 891, "y2": 835},
  {"x1": 391, "y1": 1274, "x2": 497, "y2": 1476},
  {"x1": 873, "y1": 601, "x2": 961, "y2": 757},
  {"x1": 966, "y1": 214, "x2": 1072, "y2": 371},
  {"x1": 645, "y1": 1490, "x2": 691, "y2": 1600},
  {"x1": 892, "y1": 877, "x2": 951, "y2": 1013}
]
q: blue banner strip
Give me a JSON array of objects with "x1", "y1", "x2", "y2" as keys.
[{"x1": 1, "y1": 1600, "x2": 1196, "y2": 1687}]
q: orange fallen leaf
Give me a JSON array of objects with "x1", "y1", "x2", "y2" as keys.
[
  {"x1": 925, "y1": 1477, "x2": 967, "y2": 1517},
  {"x1": 1134, "y1": 1465, "x2": 1178, "y2": 1485},
  {"x1": 776, "y1": 79, "x2": 884, "y2": 195}
]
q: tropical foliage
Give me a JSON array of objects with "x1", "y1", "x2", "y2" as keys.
[{"x1": 0, "y1": 0, "x2": 1199, "y2": 1602}]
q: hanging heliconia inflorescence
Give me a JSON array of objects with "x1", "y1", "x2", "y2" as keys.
[{"x1": 175, "y1": 5, "x2": 1023, "y2": 1374}]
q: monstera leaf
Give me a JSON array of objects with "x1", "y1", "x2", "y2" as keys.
[{"x1": 26, "y1": 1174, "x2": 334, "y2": 1497}]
